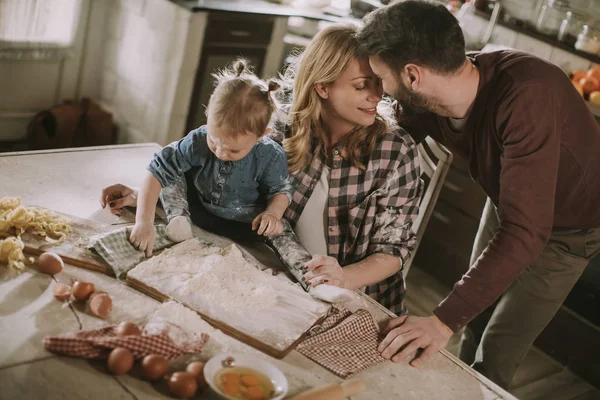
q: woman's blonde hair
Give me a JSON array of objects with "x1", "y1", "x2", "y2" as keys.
[
  {"x1": 207, "y1": 59, "x2": 280, "y2": 137},
  {"x1": 282, "y1": 24, "x2": 394, "y2": 173}
]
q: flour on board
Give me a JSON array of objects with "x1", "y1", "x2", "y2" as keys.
[{"x1": 128, "y1": 239, "x2": 329, "y2": 351}]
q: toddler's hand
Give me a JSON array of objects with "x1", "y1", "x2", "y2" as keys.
[
  {"x1": 129, "y1": 221, "x2": 155, "y2": 258},
  {"x1": 252, "y1": 211, "x2": 283, "y2": 236}
]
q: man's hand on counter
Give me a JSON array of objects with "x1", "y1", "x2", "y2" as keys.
[{"x1": 378, "y1": 314, "x2": 453, "y2": 367}]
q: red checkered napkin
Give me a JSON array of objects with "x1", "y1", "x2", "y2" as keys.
[
  {"x1": 297, "y1": 306, "x2": 386, "y2": 378},
  {"x1": 43, "y1": 325, "x2": 208, "y2": 360}
]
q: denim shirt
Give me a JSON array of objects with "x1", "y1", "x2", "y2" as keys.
[{"x1": 148, "y1": 126, "x2": 291, "y2": 223}]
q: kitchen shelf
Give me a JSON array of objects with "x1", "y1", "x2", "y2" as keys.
[{"x1": 476, "y1": 9, "x2": 600, "y2": 66}]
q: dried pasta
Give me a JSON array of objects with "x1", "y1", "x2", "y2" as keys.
[
  {"x1": 0, "y1": 236, "x2": 26, "y2": 269},
  {"x1": 0, "y1": 196, "x2": 71, "y2": 243}
]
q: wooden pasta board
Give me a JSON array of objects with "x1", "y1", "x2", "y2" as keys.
[
  {"x1": 126, "y1": 271, "x2": 328, "y2": 360},
  {"x1": 0, "y1": 209, "x2": 114, "y2": 275}
]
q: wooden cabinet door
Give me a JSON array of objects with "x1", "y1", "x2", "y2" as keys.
[{"x1": 186, "y1": 47, "x2": 266, "y2": 132}]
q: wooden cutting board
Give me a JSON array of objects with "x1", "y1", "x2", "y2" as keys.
[
  {"x1": 127, "y1": 276, "x2": 326, "y2": 359},
  {"x1": 126, "y1": 240, "x2": 330, "y2": 359},
  {"x1": 0, "y1": 209, "x2": 114, "y2": 275}
]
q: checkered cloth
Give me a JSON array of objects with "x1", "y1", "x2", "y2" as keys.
[
  {"x1": 278, "y1": 120, "x2": 422, "y2": 316},
  {"x1": 88, "y1": 225, "x2": 174, "y2": 278},
  {"x1": 43, "y1": 325, "x2": 208, "y2": 360},
  {"x1": 296, "y1": 306, "x2": 386, "y2": 378}
]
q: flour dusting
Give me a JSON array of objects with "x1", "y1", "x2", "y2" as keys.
[
  {"x1": 128, "y1": 239, "x2": 329, "y2": 351},
  {"x1": 143, "y1": 300, "x2": 215, "y2": 348},
  {"x1": 309, "y1": 284, "x2": 355, "y2": 304},
  {"x1": 267, "y1": 228, "x2": 312, "y2": 290},
  {"x1": 175, "y1": 245, "x2": 278, "y2": 312}
]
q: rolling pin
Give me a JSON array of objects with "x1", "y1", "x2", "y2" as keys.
[{"x1": 288, "y1": 379, "x2": 366, "y2": 400}]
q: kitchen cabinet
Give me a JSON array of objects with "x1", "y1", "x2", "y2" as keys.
[
  {"x1": 413, "y1": 156, "x2": 486, "y2": 285},
  {"x1": 186, "y1": 12, "x2": 278, "y2": 131}
]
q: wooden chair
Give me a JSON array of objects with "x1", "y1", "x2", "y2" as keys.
[{"x1": 402, "y1": 136, "x2": 453, "y2": 279}]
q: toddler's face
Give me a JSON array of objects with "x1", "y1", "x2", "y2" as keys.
[{"x1": 206, "y1": 117, "x2": 260, "y2": 162}]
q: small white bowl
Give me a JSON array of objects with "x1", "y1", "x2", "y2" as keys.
[{"x1": 204, "y1": 353, "x2": 288, "y2": 400}]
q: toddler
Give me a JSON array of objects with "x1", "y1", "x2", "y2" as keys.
[{"x1": 130, "y1": 59, "x2": 291, "y2": 256}]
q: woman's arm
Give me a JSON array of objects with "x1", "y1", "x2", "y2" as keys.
[
  {"x1": 368, "y1": 130, "x2": 422, "y2": 268},
  {"x1": 304, "y1": 129, "x2": 422, "y2": 289},
  {"x1": 302, "y1": 252, "x2": 401, "y2": 289},
  {"x1": 343, "y1": 253, "x2": 401, "y2": 289}
]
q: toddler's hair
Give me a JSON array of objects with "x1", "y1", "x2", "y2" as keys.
[{"x1": 206, "y1": 59, "x2": 280, "y2": 137}]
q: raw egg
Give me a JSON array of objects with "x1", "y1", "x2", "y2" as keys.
[
  {"x1": 72, "y1": 281, "x2": 95, "y2": 301},
  {"x1": 141, "y1": 354, "x2": 168, "y2": 381},
  {"x1": 38, "y1": 252, "x2": 64, "y2": 275},
  {"x1": 168, "y1": 371, "x2": 198, "y2": 398},
  {"x1": 52, "y1": 283, "x2": 71, "y2": 301},
  {"x1": 107, "y1": 347, "x2": 133, "y2": 375},
  {"x1": 186, "y1": 361, "x2": 208, "y2": 390},
  {"x1": 246, "y1": 387, "x2": 267, "y2": 400},
  {"x1": 215, "y1": 367, "x2": 274, "y2": 400},
  {"x1": 89, "y1": 293, "x2": 112, "y2": 319},
  {"x1": 114, "y1": 321, "x2": 141, "y2": 337}
]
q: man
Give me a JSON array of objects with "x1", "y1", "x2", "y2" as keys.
[{"x1": 357, "y1": 0, "x2": 600, "y2": 390}]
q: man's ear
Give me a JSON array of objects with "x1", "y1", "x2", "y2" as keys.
[
  {"x1": 404, "y1": 64, "x2": 422, "y2": 90},
  {"x1": 315, "y1": 83, "x2": 329, "y2": 99}
]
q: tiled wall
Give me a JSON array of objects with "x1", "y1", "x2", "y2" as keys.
[
  {"x1": 463, "y1": 11, "x2": 599, "y2": 73},
  {"x1": 570, "y1": 0, "x2": 600, "y2": 15},
  {"x1": 96, "y1": 0, "x2": 206, "y2": 145}
]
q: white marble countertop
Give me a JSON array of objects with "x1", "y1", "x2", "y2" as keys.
[{"x1": 0, "y1": 144, "x2": 516, "y2": 399}]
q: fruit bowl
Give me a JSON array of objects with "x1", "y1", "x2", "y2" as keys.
[{"x1": 570, "y1": 66, "x2": 600, "y2": 117}]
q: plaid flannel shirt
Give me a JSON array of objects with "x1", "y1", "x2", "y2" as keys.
[{"x1": 283, "y1": 128, "x2": 423, "y2": 315}]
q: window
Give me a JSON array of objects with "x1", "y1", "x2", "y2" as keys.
[{"x1": 0, "y1": 0, "x2": 82, "y2": 59}]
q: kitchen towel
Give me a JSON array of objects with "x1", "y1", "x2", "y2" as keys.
[
  {"x1": 296, "y1": 305, "x2": 386, "y2": 378},
  {"x1": 43, "y1": 324, "x2": 208, "y2": 360},
  {"x1": 87, "y1": 225, "x2": 173, "y2": 279}
]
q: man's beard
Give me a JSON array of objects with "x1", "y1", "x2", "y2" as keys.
[{"x1": 393, "y1": 81, "x2": 442, "y2": 116}]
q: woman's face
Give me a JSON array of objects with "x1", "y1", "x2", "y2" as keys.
[{"x1": 319, "y1": 57, "x2": 383, "y2": 130}]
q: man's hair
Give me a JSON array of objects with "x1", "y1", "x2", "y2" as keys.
[{"x1": 357, "y1": 0, "x2": 466, "y2": 75}]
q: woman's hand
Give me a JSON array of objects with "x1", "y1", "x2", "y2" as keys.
[
  {"x1": 302, "y1": 255, "x2": 347, "y2": 288},
  {"x1": 129, "y1": 220, "x2": 155, "y2": 258},
  {"x1": 252, "y1": 211, "x2": 283, "y2": 236},
  {"x1": 100, "y1": 184, "x2": 138, "y2": 216}
]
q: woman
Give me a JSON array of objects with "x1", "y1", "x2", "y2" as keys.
[{"x1": 101, "y1": 24, "x2": 423, "y2": 315}]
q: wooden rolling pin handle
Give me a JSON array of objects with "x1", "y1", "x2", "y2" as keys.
[
  {"x1": 288, "y1": 379, "x2": 366, "y2": 400},
  {"x1": 341, "y1": 379, "x2": 366, "y2": 396}
]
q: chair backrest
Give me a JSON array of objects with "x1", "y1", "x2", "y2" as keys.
[{"x1": 402, "y1": 136, "x2": 453, "y2": 279}]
